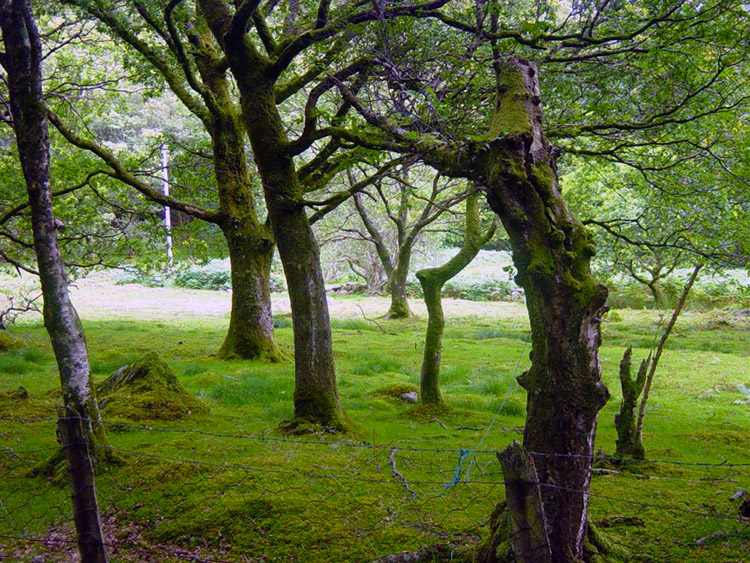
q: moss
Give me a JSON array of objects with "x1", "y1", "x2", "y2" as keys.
[
  {"x1": 98, "y1": 352, "x2": 208, "y2": 420},
  {"x1": 488, "y1": 66, "x2": 532, "y2": 138},
  {"x1": 0, "y1": 330, "x2": 23, "y2": 352},
  {"x1": 583, "y1": 521, "x2": 629, "y2": 562},
  {"x1": 472, "y1": 501, "x2": 513, "y2": 563},
  {"x1": 370, "y1": 382, "x2": 419, "y2": 399},
  {"x1": 0, "y1": 385, "x2": 28, "y2": 400},
  {"x1": 402, "y1": 402, "x2": 452, "y2": 420}
]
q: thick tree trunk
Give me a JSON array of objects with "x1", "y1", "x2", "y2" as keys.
[
  {"x1": 195, "y1": 41, "x2": 282, "y2": 362},
  {"x1": 0, "y1": 1, "x2": 109, "y2": 559},
  {"x1": 417, "y1": 194, "x2": 495, "y2": 405},
  {"x1": 477, "y1": 57, "x2": 609, "y2": 560},
  {"x1": 218, "y1": 223, "x2": 281, "y2": 360},
  {"x1": 386, "y1": 250, "x2": 413, "y2": 319},
  {"x1": 196, "y1": 3, "x2": 346, "y2": 428}
]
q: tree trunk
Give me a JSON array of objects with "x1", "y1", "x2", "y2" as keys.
[
  {"x1": 478, "y1": 57, "x2": 609, "y2": 560},
  {"x1": 417, "y1": 193, "x2": 495, "y2": 405},
  {"x1": 196, "y1": 4, "x2": 346, "y2": 428},
  {"x1": 0, "y1": 1, "x2": 109, "y2": 560},
  {"x1": 195, "y1": 39, "x2": 282, "y2": 362},
  {"x1": 419, "y1": 278, "x2": 445, "y2": 404},
  {"x1": 217, "y1": 222, "x2": 281, "y2": 360},
  {"x1": 386, "y1": 250, "x2": 413, "y2": 319}
]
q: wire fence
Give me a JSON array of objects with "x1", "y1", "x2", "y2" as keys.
[{"x1": 1, "y1": 416, "x2": 748, "y2": 562}]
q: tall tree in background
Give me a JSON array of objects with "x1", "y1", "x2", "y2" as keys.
[{"x1": 0, "y1": 1, "x2": 109, "y2": 559}]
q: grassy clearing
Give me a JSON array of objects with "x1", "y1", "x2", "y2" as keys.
[{"x1": 0, "y1": 301, "x2": 748, "y2": 561}]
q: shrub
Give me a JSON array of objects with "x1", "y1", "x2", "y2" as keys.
[{"x1": 172, "y1": 269, "x2": 231, "y2": 291}]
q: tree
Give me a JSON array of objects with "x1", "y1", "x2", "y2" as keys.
[
  {"x1": 615, "y1": 264, "x2": 702, "y2": 460},
  {"x1": 54, "y1": 0, "x2": 283, "y2": 361},
  {"x1": 187, "y1": 0, "x2": 453, "y2": 430},
  {"x1": 417, "y1": 191, "x2": 496, "y2": 405},
  {"x1": 348, "y1": 163, "x2": 471, "y2": 318},
  {"x1": 0, "y1": 1, "x2": 109, "y2": 559},
  {"x1": 326, "y1": 0, "x2": 747, "y2": 554}
]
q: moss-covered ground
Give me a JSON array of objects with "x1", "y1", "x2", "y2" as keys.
[{"x1": 0, "y1": 301, "x2": 748, "y2": 561}]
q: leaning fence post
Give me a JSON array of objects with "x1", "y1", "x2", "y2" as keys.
[
  {"x1": 58, "y1": 406, "x2": 109, "y2": 563},
  {"x1": 497, "y1": 440, "x2": 551, "y2": 563}
]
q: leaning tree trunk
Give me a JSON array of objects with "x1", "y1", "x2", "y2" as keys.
[
  {"x1": 477, "y1": 57, "x2": 610, "y2": 560},
  {"x1": 1, "y1": 1, "x2": 109, "y2": 559},
  {"x1": 386, "y1": 247, "x2": 413, "y2": 319},
  {"x1": 417, "y1": 193, "x2": 496, "y2": 405}
]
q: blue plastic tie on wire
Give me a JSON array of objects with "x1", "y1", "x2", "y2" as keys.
[{"x1": 442, "y1": 449, "x2": 471, "y2": 493}]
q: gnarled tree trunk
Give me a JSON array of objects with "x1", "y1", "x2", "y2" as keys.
[
  {"x1": 478, "y1": 57, "x2": 610, "y2": 560},
  {"x1": 614, "y1": 346, "x2": 648, "y2": 460}
]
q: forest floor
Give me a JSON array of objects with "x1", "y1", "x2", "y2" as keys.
[{"x1": 0, "y1": 277, "x2": 749, "y2": 562}]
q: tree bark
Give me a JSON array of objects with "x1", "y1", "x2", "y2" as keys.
[
  {"x1": 199, "y1": 1, "x2": 346, "y2": 429},
  {"x1": 0, "y1": 1, "x2": 109, "y2": 559},
  {"x1": 190, "y1": 20, "x2": 282, "y2": 362},
  {"x1": 417, "y1": 193, "x2": 495, "y2": 405},
  {"x1": 218, "y1": 222, "x2": 280, "y2": 360},
  {"x1": 477, "y1": 57, "x2": 610, "y2": 561}
]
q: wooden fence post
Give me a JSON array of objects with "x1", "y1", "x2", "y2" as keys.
[
  {"x1": 497, "y1": 440, "x2": 551, "y2": 563},
  {"x1": 58, "y1": 406, "x2": 109, "y2": 563}
]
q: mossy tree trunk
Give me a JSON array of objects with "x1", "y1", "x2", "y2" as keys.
[
  {"x1": 413, "y1": 56, "x2": 608, "y2": 559},
  {"x1": 477, "y1": 57, "x2": 610, "y2": 561},
  {"x1": 417, "y1": 193, "x2": 496, "y2": 405},
  {"x1": 192, "y1": 28, "x2": 282, "y2": 361},
  {"x1": 614, "y1": 346, "x2": 648, "y2": 460},
  {"x1": 0, "y1": 1, "x2": 109, "y2": 559},
  {"x1": 199, "y1": 0, "x2": 346, "y2": 429},
  {"x1": 387, "y1": 247, "x2": 414, "y2": 319}
]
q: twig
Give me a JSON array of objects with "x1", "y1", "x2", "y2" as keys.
[
  {"x1": 425, "y1": 418, "x2": 447, "y2": 429},
  {"x1": 389, "y1": 447, "x2": 416, "y2": 500},
  {"x1": 355, "y1": 302, "x2": 386, "y2": 334}
]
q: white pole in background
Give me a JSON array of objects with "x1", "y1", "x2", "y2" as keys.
[{"x1": 161, "y1": 143, "x2": 174, "y2": 269}]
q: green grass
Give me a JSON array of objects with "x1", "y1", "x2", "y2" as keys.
[{"x1": 0, "y1": 305, "x2": 748, "y2": 561}]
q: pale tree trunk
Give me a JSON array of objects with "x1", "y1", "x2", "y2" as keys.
[
  {"x1": 417, "y1": 193, "x2": 496, "y2": 405},
  {"x1": 0, "y1": 1, "x2": 109, "y2": 560}
]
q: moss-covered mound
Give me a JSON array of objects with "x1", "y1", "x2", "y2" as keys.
[
  {"x1": 0, "y1": 331, "x2": 22, "y2": 352},
  {"x1": 98, "y1": 352, "x2": 208, "y2": 420}
]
